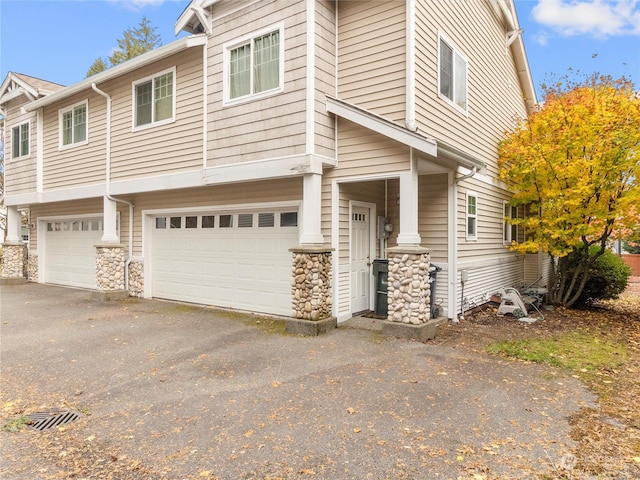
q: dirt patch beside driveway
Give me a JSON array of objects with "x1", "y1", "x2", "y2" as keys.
[{"x1": 1, "y1": 283, "x2": 595, "y2": 479}]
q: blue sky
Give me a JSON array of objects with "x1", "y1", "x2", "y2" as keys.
[{"x1": 1, "y1": 0, "x2": 639, "y2": 102}]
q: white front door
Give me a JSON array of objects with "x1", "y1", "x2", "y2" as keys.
[{"x1": 351, "y1": 206, "x2": 371, "y2": 313}]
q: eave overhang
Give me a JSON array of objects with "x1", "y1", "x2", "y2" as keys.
[
  {"x1": 325, "y1": 96, "x2": 485, "y2": 171},
  {"x1": 22, "y1": 34, "x2": 208, "y2": 112}
]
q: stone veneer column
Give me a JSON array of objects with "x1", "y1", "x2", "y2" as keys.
[
  {"x1": 95, "y1": 244, "x2": 125, "y2": 292},
  {"x1": 128, "y1": 260, "x2": 144, "y2": 298},
  {"x1": 1, "y1": 242, "x2": 27, "y2": 279},
  {"x1": 386, "y1": 246, "x2": 431, "y2": 324},
  {"x1": 27, "y1": 253, "x2": 38, "y2": 282},
  {"x1": 290, "y1": 247, "x2": 333, "y2": 321}
]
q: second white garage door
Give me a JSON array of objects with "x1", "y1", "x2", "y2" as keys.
[
  {"x1": 150, "y1": 209, "x2": 299, "y2": 316},
  {"x1": 43, "y1": 218, "x2": 103, "y2": 289}
]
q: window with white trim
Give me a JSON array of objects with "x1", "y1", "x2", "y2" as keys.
[
  {"x1": 466, "y1": 192, "x2": 477, "y2": 240},
  {"x1": 59, "y1": 102, "x2": 88, "y2": 148},
  {"x1": 439, "y1": 35, "x2": 468, "y2": 112},
  {"x1": 224, "y1": 25, "x2": 283, "y2": 104},
  {"x1": 11, "y1": 122, "x2": 29, "y2": 158},
  {"x1": 503, "y1": 202, "x2": 524, "y2": 244},
  {"x1": 133, "y1": 68, "x2": 175, "y2": 129}
]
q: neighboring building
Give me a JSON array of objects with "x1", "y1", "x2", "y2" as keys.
[{"x1": 0, "y1": 0, "x2": 540, "y2": 328}]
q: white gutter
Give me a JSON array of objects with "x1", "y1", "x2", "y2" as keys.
[
  {"x1": 23, "y1": 35, "x2": 207, "y2": 112},
  {"x1": 91, "y1": 83, "x2": 134, "y2": 291},
  {"x1": 405, "y1": 0, "x2": 418, "y2": 132}
]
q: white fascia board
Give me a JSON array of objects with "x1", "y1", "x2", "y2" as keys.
[
  {"x1": 325, "y1": 96, "x2": 437, "y2": 157},
  {"x1": 7, "y1": 155, "x2": 335, "y2": 205},
  {"x1": 23, "y1": 35, "x2": 207, "y2": 112},
  {"x1": 202, "y1": 155, "x2": 326, "y2": 185}
]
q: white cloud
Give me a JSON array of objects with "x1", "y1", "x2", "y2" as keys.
[
  {"x1": 106, "y1": 0, "x2": 167, "y2": 11},
  {"x1": 531, "y1": 0, "x2": 640, "y2": 38}
]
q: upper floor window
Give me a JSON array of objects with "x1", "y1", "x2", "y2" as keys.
[
  {"x1": 466, "y1": 192, "x2": 478, "y2": 240},
  {"x1": 439, "y1": 35, "x2": 468, "y2": 112},
  {"x1": 133, "y1": 68, "x2": 175, "y2": 129},
  {"x1": 59, "y1": 102, "x2": 87, "y2": 148},
  {"x1": 224, "y1": 24, "x2": 283, "y2": 105},
  {"x1": 12, "y1": 122, "x2": 29, "y2": 158}
]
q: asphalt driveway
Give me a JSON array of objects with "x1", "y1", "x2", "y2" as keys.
[{"x1": 0, "y1": 283, "x2": 595, "y2": 479}]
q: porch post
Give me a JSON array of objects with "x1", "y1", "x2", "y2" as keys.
[
  {"x1": 299, "y1": 173, "x2": 324, "y2": 244},
  {"x1": 5, "y1": 206, "x2": 21, "y2": 243},
  {"x1": 102, "y1": 196, "x2": 119, "y2": 243},
  {"x1": 396, "y1": 168, "x2": 421, "y2": 245}
]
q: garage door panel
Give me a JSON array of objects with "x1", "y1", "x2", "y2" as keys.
[
  {"x1": 151, "y1": 210, "x2": 298, "y2": 316},
  {"x1": 45, "y1": 219, "x2": 103, "y2": 289}
]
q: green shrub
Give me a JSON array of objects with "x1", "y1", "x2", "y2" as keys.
[{"x1": 567, "y1": 246, "x2": 632, "y2": 307}]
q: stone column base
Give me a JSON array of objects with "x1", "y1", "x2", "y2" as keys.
[
  {"x1": 1, "y1": 242, "x2": 27, "y2": 279},
  {"x1": 95, "y1": 244, "x2": 125, "y2": 292},
  {"x1": 290, "y1": 246, "x2": 333, "y2": 321},
  {"x1": 387, "y1": 246, "x2": 431, "y2": 324}
]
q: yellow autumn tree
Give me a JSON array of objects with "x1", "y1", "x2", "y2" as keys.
[{"x1": 498, "y1": 74, "x2": 640, "y2": 307}]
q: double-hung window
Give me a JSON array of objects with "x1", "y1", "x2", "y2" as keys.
[
  {"x1": 12, "y1": 122, "x2": 29, "y2": 158},
  {"x1": 225, "y1": 25, "x2": 283, "y2": 104},
  {"x1": 60, "y1": 102, "x2": 88, "y2": 148},
  {"x1": 503, "y1": 202, "x2": 523, "y2": 244},
  {"x1": 133, "y1": 68, "x2": 175, "y2": 129},
  {"x1": 439, "y1": 35, "x2": 468, "y2": 112},
  {"x1": 466, "y1": 192, "x2": 478, "y2": 240}
]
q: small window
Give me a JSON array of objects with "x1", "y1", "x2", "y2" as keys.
[
  {"x1": 155, "y1": 217, "x2": 167, "y2": 229},
  {"x1": 81, "y1": 221, "x2": 90, "y2": 231},
  {"x1": 134, "y1": 69, "x2": 175, "y2": 128},
  {"x1": 47, "y1": 223, "x2": 53, "y2": 232},
  {"x1": 185, "y1": 216, "x2": 198, "y2": 229},
  {"x1": 238, "y1": 213, "x2": 253, "y2": 228},
  {"x1": 202, "y1": 215, "x2": 215, "y2": 228},
  {"x1": 280, "y1": 212, "x2": 298, "y2": 227},
  {"x1": 60, "y1": 102, "x2": 88, "y2": 147},
  {"x1": 72, "y1": 221, "x2": 80, "y2": 231},
  {"x1": 170, "y1": 217, "x2": 182, "y2": 229},
  {"x1": 12, "y1": 122, "x2": 29, "y2": 158},
  {"x1": 219, "y1": 214, "x2": 233, "y2": 228},
  {"x1": 439, "y1": 35, "x2": 468, "y2": 112},
  {"x1": 466, "y1": 193, "x2": 477, "y2": 240},
  {"x1": 258, "y1": 213, "x2": 275, "y2": 227},
  {"x1": 225, "y1": 25, "x2": 283, "y2": 104}
]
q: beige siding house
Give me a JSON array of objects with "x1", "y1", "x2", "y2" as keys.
[{"x1": 1, "y1": 0, "x2": 538, "y2": 335}]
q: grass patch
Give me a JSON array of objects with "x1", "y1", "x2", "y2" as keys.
[
  {"x1": 3, "y1": 415, "x2": 30, "y2": 432},
  {"x1": 485, "y1": 329, "x2": 627, "y2": 375}
]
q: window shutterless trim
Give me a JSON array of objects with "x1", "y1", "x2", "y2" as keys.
[
  {"x1": 466, "y1": 191, "x2": 478, "y2": 241},
  {"x1": 222, "y1": 22, "x2": 284, "y2": 107},
  {"x1": 131, "y1": 66, "x2": 177, "y2": 132},
  {"x1": 437, "y1": 32, "x2": 469, "y2": 115},
  {"x1": 58, "y1": 100, "x2": 89, "y2": 150},
  {"x1": 11, "y1": 120, "x2": 31, "y2": 160}
]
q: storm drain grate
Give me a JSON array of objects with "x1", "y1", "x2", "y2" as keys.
[{"x1": 26, "y1": 409, "x2": 82, "y2": 431}]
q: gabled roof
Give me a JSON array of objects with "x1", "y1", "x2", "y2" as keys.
[
  {"x1": 22, "y1": 34, "x2": 207, "y2": 113},
  {"x1": 0, "y1": 72, "x2": 64, "y2": 106}
]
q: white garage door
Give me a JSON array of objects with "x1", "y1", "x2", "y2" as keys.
[
  {"x1": 44, "y1": 218, "x2": 103, "y2": 289},
  {"x1": 151, "y1": 209, "x2": 299, "y2": 316}
]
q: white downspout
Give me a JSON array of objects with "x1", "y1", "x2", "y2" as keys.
[
  {"x1": 91, "y1": 82, "x2": 134, "y2": 291},
  {"x1": 405, "y1": 0, "x2": 418, "y2": 132}
]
